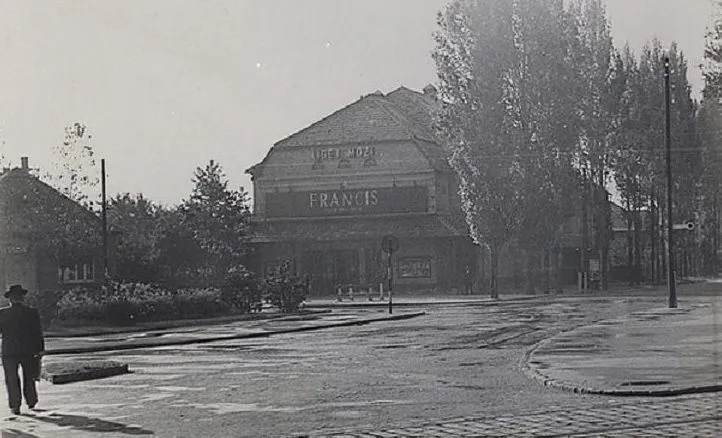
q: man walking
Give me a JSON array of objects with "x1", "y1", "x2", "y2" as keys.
[{"x1": 0, "y1": 285, "x2": 44, "y2": 415}]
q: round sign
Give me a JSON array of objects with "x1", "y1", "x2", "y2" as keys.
[{"x1": 381, "y1": 235, "x2": 399, "y2": 253}]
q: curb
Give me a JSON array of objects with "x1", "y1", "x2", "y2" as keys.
[
  {"x1": 520, "y1": 309, "x2": 722, "y2": 397},
  {"x1": 304, "y1": 296, "x2": 542, "y2": 309},
  {"x1": 44, "y1": 311, "x2": 426, "y2": 355},
  {"x1": 45, "y1": 309, "x2": 332, "y2": 338}
]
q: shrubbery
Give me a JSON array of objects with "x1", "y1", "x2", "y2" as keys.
[
  {"x1": 55, "y1": 281, "x2": 231, "y2": 326},
  {"x1": 221, "y1": 265, "x2": 263, "y2": 313},
  {"x1": 46, "y1": 261, "x2": 308, "y2": 327},
  {"x1": 263, "y1": 260, "x2": 309, "y2": 313}
]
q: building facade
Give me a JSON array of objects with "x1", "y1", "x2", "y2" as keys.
[
  {"x1": 0, "y1": 157, "x2": 111, "y2": 294},
  {"x1": 247, "y1": 86, "x2": 476, "y2": 295}
]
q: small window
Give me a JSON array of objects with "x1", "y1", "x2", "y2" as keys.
[
  {"x1": 59, "y1": 262, "x2": 95, "y2": 284},
  {"x1": 398, "y1": 257, "x2": 432, "y2": 278},
  {"x1": 338, "y1": 159, "x2": 351, "y2": 169},
  {"x1": 363, "y1": 157, "x2": 377, "y2": 167}
]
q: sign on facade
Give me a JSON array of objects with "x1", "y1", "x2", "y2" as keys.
[
  {"x1": 312, "y1": 146, "x2": 377, "y2": 161},
  {"x1": 266, "y1": 186, "x2": 428, "y2": 218}
]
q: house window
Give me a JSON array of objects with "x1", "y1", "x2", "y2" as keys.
[
  {"x1": 398, "y1": 257, "x2": 432, "y2": 278},
  {"x1": 58, "y1": 262, "x2": 95, "y2": 284}
]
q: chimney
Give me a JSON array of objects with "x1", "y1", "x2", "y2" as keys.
[
  {"x1": 20, "y1": 157, "x2": 29, "y2": 170},
  {"x1": 422, "y1": 84, "x2": 438, "y2": 100}
]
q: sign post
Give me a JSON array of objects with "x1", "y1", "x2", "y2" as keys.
[{"x1": 381, "y1": 235, "x2": 399, "y2": 314}]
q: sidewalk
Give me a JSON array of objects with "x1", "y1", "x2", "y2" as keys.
[
  {"x1": 304, "y1": 293, "x2": 535, "y2": 308},
  {"x1": 42, "y1": 310, "x2": 426, "y2": 355},
  {"x1": 523, "y1": 294, "x2": 722, "y2": 396}
]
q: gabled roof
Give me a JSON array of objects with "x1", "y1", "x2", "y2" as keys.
[
  {"x1": 274, "y1": 90, "x2": 436, "y2": 148},
  {"x1": 0, "y1": 168, "x2": 101, "y2": 233},
  {"x1": 248, "y1": 85, "x2": 450, "y2": 177}
]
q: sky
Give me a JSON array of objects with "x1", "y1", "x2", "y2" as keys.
[{"x1": 0, "y1": 0, "x2": 716, "y2": 206}]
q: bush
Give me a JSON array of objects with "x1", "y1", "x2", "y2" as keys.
[
  {"x1": 26, "y1": 290, "x2": 63, "y2": 326},
  {"x1": 263, "y1": 260, "x2": 309, "y2": 313},
  {"x1": 54, "y1": 281, "x2": 232, "y2": 326},
  {"x1": 221, "y1": 266, "x2": 263, "y2": 313},
  {"x1": 174, "y1": 288, "x2": 232, "y2": 319}
]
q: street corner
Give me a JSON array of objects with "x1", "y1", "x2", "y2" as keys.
[{"x1": 521, "y1": 302, "x2": 722, "y2": 397}]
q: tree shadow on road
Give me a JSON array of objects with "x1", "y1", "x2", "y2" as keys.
[{"x1": 23, "y1": 410, "x2": 153, "y2": 435}]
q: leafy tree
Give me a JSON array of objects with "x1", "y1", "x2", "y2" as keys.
[
  {"x1": 434, "y1": 0, "x2": 581, "y2": 296},
  {"x1": 698, "y1": 1, "x2": 722, "y2": 275},
  {"x1": 703, "y1": 1, "x2": 722, "y2": 100},
  {"x1": 434, "y1": 0, "x2": 523, "y2": 299},
  {"x1": 611, "y1": 45, "x2": 647, "y2": 284},
  {"x1": 156, "y1": 208, "x2": 206, "y2": 288},
  {"x1": 43, "y1": 122, "x2": 99, "y2": 210},
  {"x1": 107, "y1": 193, "x2": 164, "y2": 283},
  {"x1": 179, "y1": 160, "x2": 251, "y2": 286},
  {"x1": 565, "y1": 0, "x2": 619, "y2": 290}
]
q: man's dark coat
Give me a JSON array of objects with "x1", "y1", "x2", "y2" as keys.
[{"x1": 0, "y1": 304, "x2": 45, "y2": 358}]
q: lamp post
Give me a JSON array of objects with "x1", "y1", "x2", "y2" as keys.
[
  {"x1": 664, "y1": 57, "x2": 677, "y2": 308},
  {"x1": 101, "y1": 158, "x2": 108, "y2": 285}
]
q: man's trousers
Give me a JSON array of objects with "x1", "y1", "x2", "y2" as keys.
[{"x1": 2, "y1": 356, "x2": 39, "y2": 410}]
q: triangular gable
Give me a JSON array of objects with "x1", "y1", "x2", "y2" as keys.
[
  {"x1": 274, "y1": 92, "x2": 432, "y2": 148},
  {"x1": 0, "y1": 169, "x2": 101, "y2": 228}
]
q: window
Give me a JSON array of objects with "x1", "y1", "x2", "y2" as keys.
[
  {"x1": 338, "y1": 158, "x2": 351, "y2": 169},
  {"x1": 59, "y1": 262, "x2": 95, "y2": 284},
  {"x1": 398, "y1": 257, "x2": 432, "y2": 278}
]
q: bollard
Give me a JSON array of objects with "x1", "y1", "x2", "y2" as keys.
[
  {"x1": 337, "y1": 286, "x2": 342, "y2": 302},
  {"x1": 368, "y1": 286, "x2": 373, "y2": 301},
  {"x1": 349, "y1": 285, "x2": 353, "y2": 301}
]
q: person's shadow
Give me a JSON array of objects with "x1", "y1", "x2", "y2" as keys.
[{"x1": 21, "y1": 409, "x2": 154, "y2": 435}]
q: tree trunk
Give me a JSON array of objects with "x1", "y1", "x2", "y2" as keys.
[
  {"x1": 626, "y1": 198, "x2": 634, "y2": 286},
  {"x1": 524, "y1": 248, "x2": 536, "y2": 295},
  {"x1": 545, "y1": 246, "x2": 552, "y2": 294},
  {"x1": 490, "y1": 244, "x2": 499, "y2": 299},
  {"x1": 660, "y1": 197, "x2": 667, "y2": 284},
  {"x1": 555, "y1": 247, "x2": 564, "y2": 293},
  {"x1": 650, "y1": 194, "x2": 657, "y2": 284},
  {"x1": 581, "y1": 169, "x2": 589, "y2": 291}
]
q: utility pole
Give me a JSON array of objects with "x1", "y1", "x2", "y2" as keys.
[
  {"x1": 101, "y1": 158, "x2": 108, "y2": 285},
  {"x1": 664, "y1": 57, "x2": 677, "y2": 308}
]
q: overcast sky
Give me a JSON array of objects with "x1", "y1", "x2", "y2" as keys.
[{"x1": 0, "y1": 0, "x2": 715, "y2": 206}]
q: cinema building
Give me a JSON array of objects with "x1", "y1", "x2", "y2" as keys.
[{"x1": 246, "y1": 86, "x2": 476, "y2": 294}]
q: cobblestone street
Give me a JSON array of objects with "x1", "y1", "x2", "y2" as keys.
[
  {"x1": 2, "y1": 294, "x2": 721, "y2": 437},
  {"x1": 309, "y1": 393, "x2": 722, "y2": 437}
]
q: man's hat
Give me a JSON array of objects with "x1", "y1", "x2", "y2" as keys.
[{"x1": 5, "y1": 284, "x2": 28, "y2": 298}]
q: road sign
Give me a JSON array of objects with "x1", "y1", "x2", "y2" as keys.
[
  {"x1": 381, "y1": 234, "x2": 399, "y2": 254},
  {"x1": 672, "y1": 221, "x2": 695, "y2": 231}
]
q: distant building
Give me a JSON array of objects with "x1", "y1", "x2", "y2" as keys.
[
  {"x1": 0, "y1": 157, "x2": 114, "y2": 294},
  {"x1": 246, "y1": 86, "x2": 476, "y2": 294}
]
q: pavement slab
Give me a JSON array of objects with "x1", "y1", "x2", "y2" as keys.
[
  {"x1": 309, "y1": 393, "x2": 722, "y2": 437},
  {"x1": 523, "y1": 294, "x2": 722, "y2": 396}
]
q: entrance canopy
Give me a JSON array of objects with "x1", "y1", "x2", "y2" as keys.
[{"x1": 250, "y1": 214, "x2": 468, "y2": 243}]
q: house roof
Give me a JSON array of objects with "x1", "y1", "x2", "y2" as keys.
[
  {"x1": 248, "y1": 86, "x2": 450, "y2": 176},
  {"x1": 0, "y1": 168, "x2": 102, "y2": 239}
]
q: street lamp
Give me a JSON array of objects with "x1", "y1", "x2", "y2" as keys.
[{"x1": 664, "y1": 57, "x2": 677, "y2": 308}]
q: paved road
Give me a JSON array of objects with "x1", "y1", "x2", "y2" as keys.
[{"x1": 1, "y1": 296, "x2": 716, "y2": 437}]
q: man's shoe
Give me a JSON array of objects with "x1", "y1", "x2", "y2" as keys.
[
  {"x1": 11, "y1": 407, "x2": 20, "y2": 415},
  {"x1": 28, "y1": 404, "x2": 36, "y2": 410}
]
